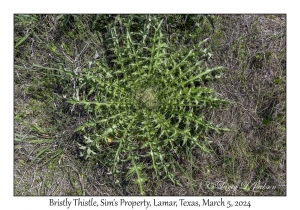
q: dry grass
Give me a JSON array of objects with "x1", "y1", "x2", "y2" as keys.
[
  {"x1": 14, "y1": 14, "x2": 286, "y2": 196},
  {"x1": 205, "y1": 14, "x2": 286, "y2": 195}
]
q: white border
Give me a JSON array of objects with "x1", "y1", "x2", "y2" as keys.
[{"x1": 2, "y1": 0, "x2": 297, "y2": 209}]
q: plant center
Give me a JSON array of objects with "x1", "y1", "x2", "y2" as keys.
[{"x1": 136, "y1": 87, "x2": 158, "y2": 109}]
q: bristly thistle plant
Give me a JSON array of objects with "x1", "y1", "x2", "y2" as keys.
[{"x1": 68, "y1": 15, "x2": 228, "y2": 195}]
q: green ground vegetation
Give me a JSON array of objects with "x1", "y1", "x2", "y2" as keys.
[{"x1": 14, "y1": 14, "x2": 286, "y2": 196}]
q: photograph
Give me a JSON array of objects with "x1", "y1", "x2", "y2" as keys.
[{"x1": 14, "y1": 14, "x2": 286, "y2": 197}]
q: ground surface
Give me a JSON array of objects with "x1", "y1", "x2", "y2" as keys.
[{"x1": 14, "y1": 14, "x2": 286, "y2": 196}]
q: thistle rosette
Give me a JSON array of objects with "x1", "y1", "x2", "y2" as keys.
[{"x1": 68, "y1": 16, "x2": 227, "y2": 195}]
